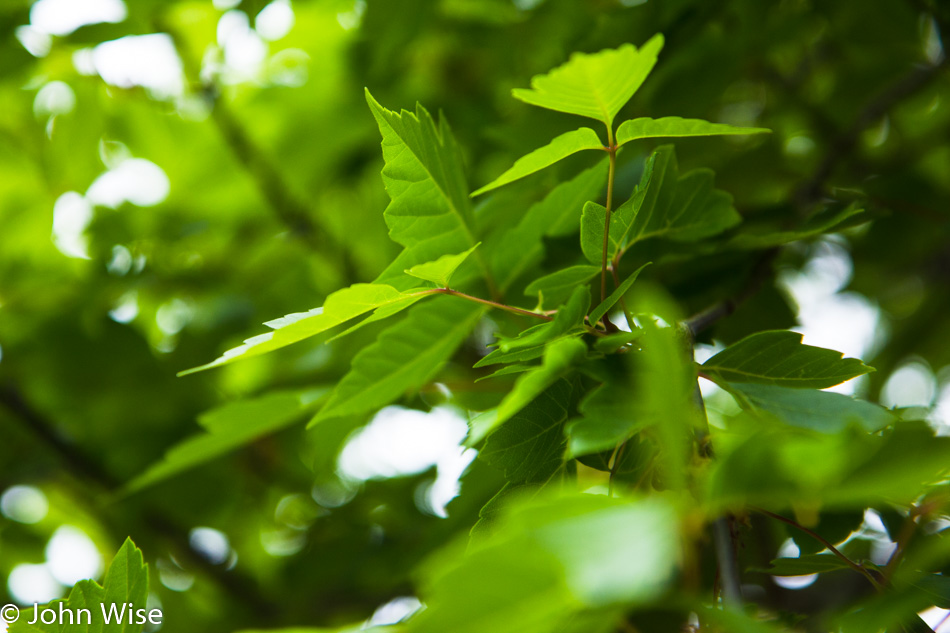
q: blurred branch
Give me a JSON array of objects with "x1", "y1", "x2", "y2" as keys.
[
  {"x1": 0, "y1": 382, "x2": 281, "y2": 621},
  {"x1": 684, "y1": 248, "x2": 779, "y2": 337},
  {"x1": 796, "y1": 56, "x2": 948, "y2": 207},
  {"x1": 160, "y1": 22, "x2": 356, "y2": 281},
  {"x1": 753, "y1": 507, "x2": 884, "y2": 591}
]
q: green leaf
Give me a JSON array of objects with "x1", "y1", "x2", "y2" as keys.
[
  {"x1": 310, "y1": 297, "x2": 484, "y2": 425},
  {"x1": 618, "y1": 144, "x2": 741, "y2": 251},
  {"x1": 702, "y1": 330, "x2": 874, "y2": 389},
  {"x1": 486, "y1": 159, "x2": 607, "y2": 292},
  {"x1": 179, "y1": 284, "x2": 428, "y2": 375},
  {"x1": 474, "y1": 364, "x2": 534, "y2": 382},
  {"x1": 366, "y1": 90, "x2": 485, "y2": 283},
  {"x1": 524, "y1": 265, "x2": 599, "y2": 308},
  {"x1": 471, "y1": 128, "x2": 604, "y2": 196},
  {"x1": 592, "y1": 330, "x2": 642, "y2": 353},
  {"x1": 588, "y1": 262, "x2": 650, "y2": 326},
  {"x1": 726, "y1": 203, "x2": 867, "y2": 250},
  {"x1": 12, "y1": 539, "x2": 149, "y2": 633},
  {"x1": 481, "y1": 379, "x2": 573, "y2": 483},
  {"x1": 474, "y1": 343, "x2": 546, "y2": 368},
  {"x1": 406, "y1": 243, "x2": 481, "y2": 287},
  {"x1": 615, "y1": 116, "x2": 770, "y2": 147},
  {"x1": 511, "y1": 35, "x2": 664, "y2": 127},
  {"x1": 755, "y1": 553, "x2": 855, "y2": 576},
  {"x1": 725, "y1": 382, "x2": 896, "y2": 433},
  {"x1": 418, "y1": 494, "x2": 679, "y2": 633},
  {"x1": 124, "y1": 389, "x2": 325, "y2": 494},
  {"x1": 500, "y1": 285, "x2": 590, "y2": 351},
  {"x1": 469, "y1": 337, "x2": 587, "y2": 444}
]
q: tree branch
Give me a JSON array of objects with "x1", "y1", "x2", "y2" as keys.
[{"x1": 753, "y1": 507, "x2": 883, "y2": 591}]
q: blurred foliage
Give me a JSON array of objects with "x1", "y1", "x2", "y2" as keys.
[{"x1": 1, "y1": 0, "x2": 949, "y2": 632}]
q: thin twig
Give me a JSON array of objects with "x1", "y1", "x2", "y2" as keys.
[
  {"x1": 433, "y1": 288, "x2": 553, "y2": 321},
  {"x1": 753, "y1": 506, "x2": 884, "y2": 591},
  {"x1": 601, "y1": 145, "x2": 617, "y2": 303}
]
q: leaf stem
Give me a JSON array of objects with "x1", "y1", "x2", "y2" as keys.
[
  {"x1": 432, "y1": 288, "x2": 553, "y2": 321},
  {"x1": 752, "y1": 507, "x2": 884, "y2": 590},
  {"x1": 601, "y1": 129, "x2": 617, "y2": 303}
]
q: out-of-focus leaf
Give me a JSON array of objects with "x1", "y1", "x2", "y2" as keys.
[
  {"x1": 511, "y1": 35, "x2": 664, "y2": 127},
  {"x1": 417, "y1": 493, "x2": 679, "y2": 633},
  {"x1": 310, "y1": 297, "x2": 484, "y2": 424},
  {"x1": 725, "y1": 382, "x2": 896, "y2": 433},
  {"x1": 702, "y1": 330, "x2": 874, "y2": 389},
  {"x1": 406, "y1": 243, "x2": 481, "y2": 287},
  {"x1": 124, "y1": 389, "x2": 325, "y2": 494},
  {"x1": 615, "y1": 116, "x2": 770, "y2": 147},
  {"x1": 754, "y1": 553, "x2": 855, "y2": 576},
  {"x1": 472, "y1": 128, "x2": 604, "y2": 196},
  {"x1": 11, "y1": 539, "x2": 148, "y2": 633},
  {"x1": 725, "y1": 204, "x2": 867, "y2": 250}
]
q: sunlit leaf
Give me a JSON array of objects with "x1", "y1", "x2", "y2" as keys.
[
  {"x1": 366, "y1": 90, "x2": 487, "y2": 284},
  {"x1": 615, "y1": 116, "x2": 770, "y2": 147},
  {"x1": 179, "y1": 284, "x2": 429, "y2": 375},
  {"x1": 511, "y1": 35, "x2": 664, "y2": 127},
  {"x1": 471, "y1": 128, "x2": 604, "y2": 196},
  {"x1": 702, "y1": 330, "x2": 874, "y2": 389},
  {"x1": 406, "y1": 243, "x2": 481, "y2": 287},
  {"x1": 310, "y1": 297, "x2": 484, "y2": 425},
  {"x1": 11, "y1": 539, "x2": 148, "y2": 633}
]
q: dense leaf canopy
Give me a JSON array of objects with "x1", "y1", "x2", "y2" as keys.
[{"x1": 1, "y1": 1, "x2": 950, "y2": 633}]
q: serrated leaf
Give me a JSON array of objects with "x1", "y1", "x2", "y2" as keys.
[
  {"x1": 469, "y1": 337, "x2": 587, "y2": 444},
  {"x1": 481, "y1": 379, "x2": 573, "y2": 483},
  {"x1": 754, "y1": 554, "x2": 855, "y2": 576},
  {"x1": 615, "y1": 116, "x2": 770, "y2": 147},
  {"x1": 124, "y1": 389, "x2": 325, "y2": 494},
  {"x1": 511, "y1": 35, "x2": 664, "y2": 127},
  {"x1": 619, "y1": 144, "x2": 741, "y2": 251},
  {"x1": 524, "y1": 265, "x2": 599, "y2": 308},
  {"x1": 180, "y1": 284, "x2": 428, "y2": 375},
  {"x1": 579, "y1": 157, "x2": 654, "y2": 264},
  {"x1": 366, "y1": 90, "x2": 486, "y2": 284},
  {"x1": 471, "y1": 128, "x2": 604, "y2": 196},
  {"x1": 12, "y1": 539, "x2": 148, "y2": 633},
  {"x1": 310, "y1": 297, "x2": 484, "y2": 425},
  {"x1": 406, "y1": 243, "x2": 481, "y2": 287},
  {"x1": 588, "y1": 262, "x2": 651, "y2": 326},
  {"x1": 487, "y1": 160, "x2": 607, "y2": 291},
  {"x1": 702, "y1": 330, "x2": 874, "y2": 389},
  {"x1": 725, "y1": 382, "x2": 895, "y2": 433},
  {"x1": 500, "y1": 285, "x2": 590, "y2": 351}
]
